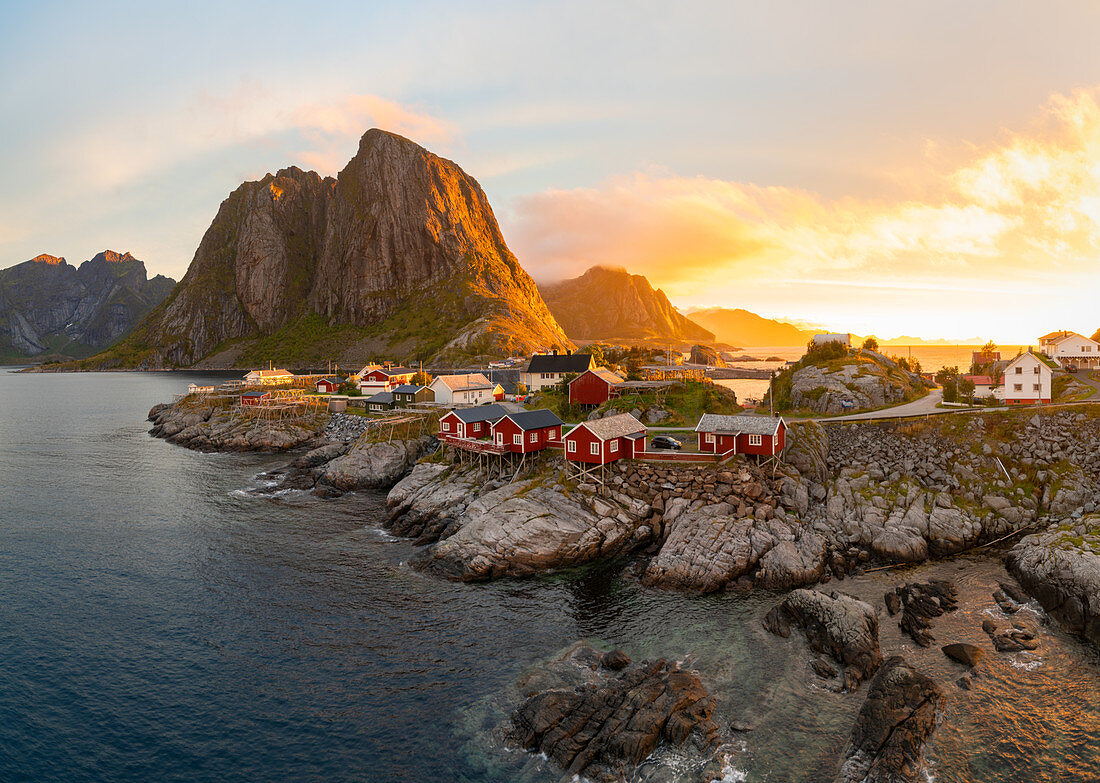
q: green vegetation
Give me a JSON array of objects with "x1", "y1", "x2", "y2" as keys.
[
  {"x1": 862, "y1": 336, "x2": 878, "y2": 352},
  {"x1": 598, "y1": 380, "x2": 740, "y2": 427}
]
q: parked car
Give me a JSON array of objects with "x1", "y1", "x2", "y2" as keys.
[
  {"x1": 1066, "y1": 365, "x2": 1079, "y2": 373},
  {"x1": 651, "y1": 435, "x2": 682, "y2": 450}
]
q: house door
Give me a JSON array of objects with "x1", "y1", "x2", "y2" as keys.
[{"x1": 495, "y1": 433, "x2": 503, "y2": 446}]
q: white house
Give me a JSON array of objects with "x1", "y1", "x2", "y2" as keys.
[
  {"x1": 1039, "y1": 331, "x2": 1100, "y2": 370},
  {"x1": 429, "y1": 373, "x2": 501, "y2": 406},
  {"x1": 1002, "y1": 352, "x2": 1051, "y2": 405},
  {"x1": 520, "y1": 352, "x2": 596, "y2": 392},
  {"x1": 812, "y1": 333, "x2": 852, "y2": 348},
  {"x1": 244, "y1": 368, "x2": 294, "y2": 386}
]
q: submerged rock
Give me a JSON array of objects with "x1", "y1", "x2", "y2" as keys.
[
  {"x1": 941, "y1": 642, "x2": 984, "y2": 667},
  {"x1": 833, "y1": 656, "x2": 944, "y2": 783},
  {"x1": 764, "y1": 588, "x2": 883, "y2": 692},
  {"x1": 889, "y1": 580, "x2": 958, "y2": 647},
  {"x1": 509, "y1": 642, "x2": 720, "y2": 783}
]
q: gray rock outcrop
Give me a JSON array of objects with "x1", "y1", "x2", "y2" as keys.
[
  {"x1": 764, "y1": 589, "x2": 883, "y2": 692},
  {"x1": 147, "y1": 400, "x2": 325, "y2": 452},
  {"x1": 833, "y1": 656, "x2": 944, "y2": 783},
  {"x1": 1006, "y1": 516, "x2": 1100, "y2": 646}
]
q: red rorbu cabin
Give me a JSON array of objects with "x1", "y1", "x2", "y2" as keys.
[
  {"x1": 316, "y1": 378, "x2": 340, "y2": 394},
  {"x1": 438, "y1": 404, "x2": 510, "y2": 441},
  {"x1": 490, "y1": 409, "x2": 564, "y2": 454},
  {"x1": 568, "y1": 368, "x2": 624, "y2": 406},
  {"x1": 563, "y1": 413, "x2": 646, "y2": 465},
  {"x1": 241, "y1": 390, "x2": 271, "y2": 406},
  {"x1": 694, "y1": 414, "x2": 786, "y2": 457}
]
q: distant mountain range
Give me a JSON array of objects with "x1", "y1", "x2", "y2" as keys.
[
  {"x1": 64, "y1": 129, "x2": 572, "y2": 370},
  {"x1": 685, "y1": 307, "x2": 815, "y2": 347},
  {"x1": 539, "y1": 266, "x2": 714, "y2": 344},
  {"x1": 0, "y1": 251, "x2": 175, "y2": 363}
]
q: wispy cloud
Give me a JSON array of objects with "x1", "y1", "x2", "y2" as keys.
[{"x1": 507, "y1": 88, "x2": 1100, "y2": 339}]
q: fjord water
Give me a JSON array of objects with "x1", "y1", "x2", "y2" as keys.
[{"x1": 1, "y1": 370, "x2": 1098, "y2": 782}]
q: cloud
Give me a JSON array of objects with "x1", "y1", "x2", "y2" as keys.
[
  {"x1": 291, "y1": 95, "x2": 458, "y2": 173},
  {"x1": 507, "y1": 88, "x2": 1100, "y2": 339}
]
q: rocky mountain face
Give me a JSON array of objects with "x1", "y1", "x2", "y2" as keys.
[
  {"x1": 539, "y1": 266, "x2": 713, "y2": 343},
  {"x1": 85, "y1": 129, "x2": 572, "y2": 369},
  {"x1": 0, "y1": 251, "x2": 174, "y2": 361},
  {"x1": 688, "y1": 307, "x2": 814, "y2": 347}
]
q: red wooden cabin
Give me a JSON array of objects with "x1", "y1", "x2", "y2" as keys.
[
  {"x1": 563, "y1": 413, "x2": 646, "y2": 465},
  {"x1": 316, "y1": 378, "x2": 340, "y2": 394},
  {"x1": 490, "y1": 410, "x2": 564, "y2": 454},
  {"x1": 241, "y1": 390, "x2": 271, "y2": 406},
  {"x1": 568, "y1": 368, "x2": 624, "y2": 406},
  {"x1": 438, "y1": 404, "x2": 510, "y2": 440},
  {"x1": 694, "y1": 414, "x2": 786, "y2": 457}
]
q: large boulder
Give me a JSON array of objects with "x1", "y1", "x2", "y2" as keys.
[
  {"x1": 764, "y1": 589, "x2": 883, "y2": 691},
  {"x1": 319, "y1": 434, "x2": 435, "y2": 491},
  {"x1": 510, "y1": 642, "x2": 720, "y2": 782},
  {"x1": 833, "y1": 656, "x2": 944, "y2": 783},
  {"x1": 689, "y1": 344, "x2": 726, "y2": 367},
  {"x1": 1006, "y1": 518, "x2": 1100, "y2": 646}
]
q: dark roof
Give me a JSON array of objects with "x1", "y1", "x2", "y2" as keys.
[
  {"x1": 502, "y1": 409, "x2": 564, "y2": 431},
  {"x1": 370, "y1": 366, "x2": 415, "y2": 376},
  {"x1": 367, "y1": 392, "x2": 394, "y2": 404},
  {"x1": 448, "y1": 403, "x2": 510, "y2": 424},
  {"x1": 524, "y1": 353, "x2": 594, "y2": 374},
  {"x1": 392, "y1": 384, "x2": 430, "y2": 394},
  {"x1": 241, "y1": 391, "x2": 269, "y2": 398}
]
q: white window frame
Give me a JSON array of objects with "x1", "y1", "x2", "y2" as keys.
[
  {"x1": 1033, "y1": 383, "x2": 1041, "y2": 392},
  {"x1": 567, "y1": 440, "x2": 576, "y2": 453},
  {"x1": 529, "y1": 432, "x2": 537, "y2": 443},
  {"x1": 1015, "y1": 367, "x2": 1023, "y2": 374},
  {"x1": 749, "y1": 434, "x2": 763, "y2": 446},
  {"x1": 610, "y1": 440, "x2": 618, "y2": 453},
  {"x1": 704, "y1": 433, "x2": 714, "y2": 444},
  {"x1": 513, "y1": 434, "x2": 522, "y2": 445},
  {"x1": 590, "y1": 442, "x2": 600, "y2": 455},
  {"x1": 1013, "y1": 384, "x2": 1022, "y2": 392}
]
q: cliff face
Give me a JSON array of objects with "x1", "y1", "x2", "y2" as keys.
[
  {"x1": 0, "y1": 251, "x2": 175, "y2": 362},
  {"x1": 539, "y1": 266, "x2": 713, "y2": 343},
  {"x1": 88, "y1": 129, "x2": 572, "y2": 369}
]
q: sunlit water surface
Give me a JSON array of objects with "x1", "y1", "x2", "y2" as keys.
[{"x1": 0, "y1": 370, "x2": 1096, "y2": 781}]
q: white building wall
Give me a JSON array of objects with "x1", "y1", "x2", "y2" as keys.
[
  {"x1": 522, "y1": 371, "x2": 565, "y2": 392},
  {"x1": 1051, "y1": 336, "x2": 1100, "y2": 368},
  {"x1": 1002, "y1": 353, "x2": 1051, "y2": 403}
]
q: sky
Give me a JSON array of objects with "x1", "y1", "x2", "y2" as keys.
[{"x1": 2, "y1": 0, "x2": 1100, "y2": 343}]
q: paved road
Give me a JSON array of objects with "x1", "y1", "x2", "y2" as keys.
[
  {"x1": 1073, "y1": 370, "x2": 1100, "y2": 400},
  {"x1": 810, "y1": 389, "x2": 944, "y2": 422}
]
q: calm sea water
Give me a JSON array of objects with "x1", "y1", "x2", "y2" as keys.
[{"x1": 1, "y1": 370, "x2": 1097, "y2": 782}]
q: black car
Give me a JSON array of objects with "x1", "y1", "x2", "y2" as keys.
[
  {"x1": 650, "y1": 435, "x2": 682, "y2": 450},
  {"x1": 1066, "y1": 365, "x2": 1079, "y2": 374}
]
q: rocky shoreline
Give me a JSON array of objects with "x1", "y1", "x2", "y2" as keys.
[{"x1": 145, "y1": 396, "x2": 1100, "y2": 780}]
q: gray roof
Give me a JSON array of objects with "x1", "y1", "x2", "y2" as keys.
[
  {"x1": 503, "y1": 409, "x2": 564, "y2": 431},
  {"x1": 571, "y1": 412, "x2": 646, "y2": 440},
  {"x1": 392, "y1": 384, "x2": 430, "y2": 394},
  {"x1": 694, "y1": 414, "x2": 784, "y2": 435},
  {"x1": 367, "y1": 392, "x2": 394, "y2": 404},
  {"x1": 525, "y1": 353, "x2": 595, "y2": 374},
  {"x1": 449, "y1": 403, "x2": 509, "y2": 424}
]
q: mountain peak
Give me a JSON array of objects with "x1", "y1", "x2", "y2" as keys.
[
  {"x1": 81, "y1": 129, "x2": 571, "y2": 368},
  {"x1": 540, "y1": 265, "x2": 714, "y2": 343},
  {"x1": 89, "y1": 250, "x2": 136, "y2": 264},
  {"x1": 31, "y1": 253, "x2": 65, "y2": 265}
]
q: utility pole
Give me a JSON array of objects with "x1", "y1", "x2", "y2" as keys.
[{"x1": 769, "y1": 370, "x2": 775, "y2": 418}]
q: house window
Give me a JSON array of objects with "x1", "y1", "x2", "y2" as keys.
[
  {"x1": 704, "y1": 433, "x2": 714, "y2": 444},
  {"x1": 529, "y1": 432, "x2": 537, "y2": 443},
  {"x1": 749, "y1": 434, "x2": 762, "y2": 446},
  {"x1": 610, "y1": 440, "x2": 618, "y2": 453},
  {"x1": 513, "y1": 434, "x2": 522, "y2": 445},
  {"x1": 567, "y1": 440, "x2": 576, "y2": 453},
  {"x1": 1033, "y1": 367, "x2": 1040, "y2": 374},
  {"x1": 1015, "y1": 367, "x2": 1023, "y2": 374},
  {"x1": 1014, "y1": 384, "x2": 1022, "y2": 391},
  {"x1": 442, "y1": 422, "x2": 450, "y2": 431},
  {"x1": 590, "y1": 443, "x2": 600, "y2": 455},
  {"x1": 1033, "y1": 384, "x2": 1041, "y2": 392}
]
